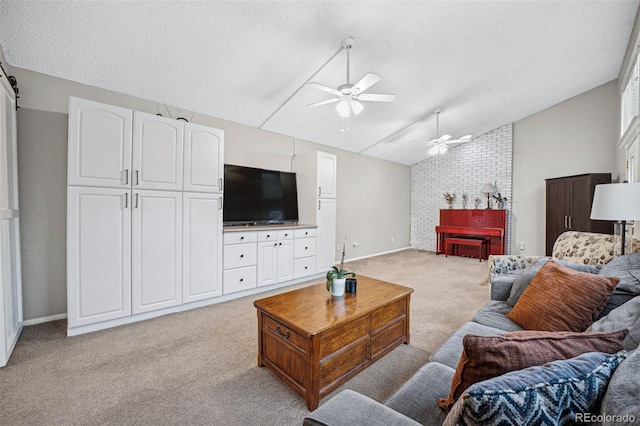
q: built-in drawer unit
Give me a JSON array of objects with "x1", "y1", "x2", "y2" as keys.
[
  {"x1": 294, "y1": 228, "x2": 317, "y2": 239},
  {"x1": 223, "y1": 265, "x2": 258, "y2": 294},
  {"x1": 224, "y1": 231, "x2": 258, "y2": 245},
  {"x1": 257, "y1": 230, "x2": 278, "y2": 242},
  {"x1": 277, "y1": 229, "x2": 294, "y2": 240},
  {"x1": 294, "y1": 237, "x2": 317, "y2": 259},
  {"x1": 294, "y1": 257, "x2": 316, "y2": 278},
  {"x1": 224, "y1": 243, "x2": 258, "y2": 270}
]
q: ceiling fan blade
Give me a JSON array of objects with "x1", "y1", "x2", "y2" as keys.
[
  {"x1": 439, "y1": 134, "x2": 452, "y2": 142},
  {"x1": 357, "y1": 93, "x2": 396, "y2": 102},
  {"x1": 308, "y1": 82, "x2": 342, "y2": 96},
  {"x1": 307, "y1": 98, "x2": 341, "y2": 107},
  {"x1": 351, "y1": 73, "x2": 381, "y2": 94},
  {"x1": 458, "y1": 134, "x2": 474, "y2": 141},
  {"x1": 444, "y1": 140, "x2": 468, "y2": 145}
]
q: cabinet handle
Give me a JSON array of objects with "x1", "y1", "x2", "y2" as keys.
[
  {"x1": 318, "y1": 200, "x2": 321, "y2": 210},
  {"x1": 267, "y1": 234, "x2": 270, "y2": 238},
  {"x1": 564, "y1": 216, "x2": 567, "y2": 228},
  {"x1": 218, "y1": 197, "x2": 222, "y2": 210},
  {"x1": 305, "y1": 246, "x2": 308, "y2": 250},
  {"x1": 240, "y1": 254, "x2": 244, "y2": 258},
  {"x1": 274, "y1": 243, "x2": 277, "y2": 246},
  {"x1": 135, "y1": 170, "x2": 140, "y2": 186},
  {"x1": 275, "y1": 325, "x2": 290, "y2": 339},
  {"x1": 304, "y1": 266, "x2": 308, "y2": 270},
  {"x1": 135, "y1": 193, "x2": 139, "y2": 208},
  {"x1": 123, "y1": 193, "x2": 128, "y2": 209},
  {"x1": 305, "y1": 232, "x2": 308, "y2": 235},
  {"x1": 219, "y1": 178, "x2": 223, "y2": 191},
  {"x1": 240, "y1": 236, "x2": 244, "y2": 240},
  {"x1": 318, "y1": 186, "x2": 322, "y2": 196},
  {"x1": 279, "y1": 242, "x2": 282, "y2": 246},
  {"x1": 569, "y1": 216, "x2": 572, "y2": 229},
  {"x1": 240, "y1": 278, "x2": 244, "y2": 282},
  {"x1": 122, "y1": 169, "x2": 129, "y2": 185},
  {"x1": 285, "y1": 233, "x2": 288, "y2": 237}
]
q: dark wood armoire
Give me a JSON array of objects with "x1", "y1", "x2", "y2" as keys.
[{"x1": 545, "y1": 173, "x2": 613, "y2": 256}]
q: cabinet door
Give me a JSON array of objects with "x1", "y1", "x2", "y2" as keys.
[
  {"x1": 132, "y1": 190, "x2": 182, "y2": 314},
  {"x1": 316, "y1": 198, "x2": 337, "y2": 272},
  {"x1": 184, "y1": 122, "x2": 224, "y2": 193},
  {"x1": 183, "y1": 193, "x2": 222, "y2": 303},
  {"x1": 317, "y1": 152, "x2": 337, "y2": 198},
  {"x1": 132, "y1": 111, "x2": 183, "y2": 191},
  {"x1": 68, "y1": 97, "x2": 132, "y2": 188},
  {"x1": 277, "y1": 240, "x2": 294, "y2": 282},
  {"x1": 67, "y1": 187, "x2": 132, "y2": 328},
  {"x1": 257, "y1": 241, "x2": 278, "y2": 287},
  {"x1": 569, "y1": 177, "x2": 592, "y2": 232},
  {"x1": 545, "y1": 180, "x2": 570, "y2": 256}
]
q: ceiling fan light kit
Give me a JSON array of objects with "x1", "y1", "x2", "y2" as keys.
[{"x1": 307, "y1": 37, "x2": 396, "y2": 131}]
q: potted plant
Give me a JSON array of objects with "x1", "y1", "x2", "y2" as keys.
[
  {"x1": 492, "y1": 192, "x2": 508, "y2": 209},
  {"x1": 326, "y1": 238, "x2": 355, "y2": 297}
]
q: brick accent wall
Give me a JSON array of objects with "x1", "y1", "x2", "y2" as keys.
[{"x1": 410, "y1": 123, "x2": 513, "y2": 253}]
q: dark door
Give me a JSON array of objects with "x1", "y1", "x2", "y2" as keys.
[{"x1": 569, "y1": 176, "x2": 592, "y2": 231}]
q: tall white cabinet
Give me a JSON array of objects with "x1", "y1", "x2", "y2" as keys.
[
  {"x1": 0, "y1": 67, "x2": 22, "y2": 367},
  {"x1": 67, "y1": 97, "x2": 223, "y2": 335},
  {"x1": 294, "y1": 151, "x2": 337, "y2": 273}
]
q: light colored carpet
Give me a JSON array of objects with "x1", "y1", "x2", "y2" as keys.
[{"x1": 0, "y1": 249, "x2": 490, "y2": 425}]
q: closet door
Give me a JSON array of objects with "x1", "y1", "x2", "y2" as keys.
[
  {"x1": 67, "y1": 187, "x2": 132, "y2": 328},
  {"x1": 132, "y1": 111, "x2": 183, "y2": 191},
  {"x1": 183, "y1": 123, "x2": 224, "y2": 193},
  {"x1": 68, "y1": 97, "x2": 132, "y2": 188},
  {"x1": 132, "y1": 190, "x2": 182, "y2": 314}
]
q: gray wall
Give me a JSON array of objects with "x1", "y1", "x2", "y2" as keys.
[
  {"x1": 512, "y1": 80, "x2": 619, "y2": 256},
  {"x1": 10, "y1": 67, "x2": 410, "y2": 321}
]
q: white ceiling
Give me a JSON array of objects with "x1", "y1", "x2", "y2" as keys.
[{"x1": 0, "y1": 1, "x2": 637, "y2": 165}]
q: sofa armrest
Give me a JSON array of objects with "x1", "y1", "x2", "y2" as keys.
[
  {"x1": 303, "y1": 390, "x2": 421, "y2": 426},
  {"x1": 488, "y1": 255, "x2": 542, "y2": 276}
]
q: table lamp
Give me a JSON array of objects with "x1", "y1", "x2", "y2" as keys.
[
  {"x1": 481, "y1": 183, "x2": 496, "y2": 210},
  {"x1": 590, "y1": 183, "x2": 640, "y2": 255}
]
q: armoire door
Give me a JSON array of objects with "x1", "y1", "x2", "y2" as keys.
[
  {"x1": 316, "y1": 198, "x2": 337, "y2": 272},
  {"x1": 545, "y1": 180, "x2": 571, "y2": 256},
  {"x1": 183, "y1": 122, "x2": 224, "y2": 193},
  {"x1": 132, "y1": 190, "x2": 182, "y2": 314},
  {"x1": 132, "y1": 111, "x2": 184, "y2": 191},
  {"x1": 569, "y1": 176, "x2": 592, "y2": 231},
  {"x1": 67, "y1": 187, "x2": 132, "y2": 328},
  {"x1": 68, "y1": 97, "x2": 132, "y2": 188},
  {"x1": 182, "y1": 192, "x2": 222, "y2": 303}
]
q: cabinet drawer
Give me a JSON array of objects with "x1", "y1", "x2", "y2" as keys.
[
  {"x1": 257, "y1": 230, "x2": 278, "y2": 242},
  {"x1": 371, "y1": 319, "x2": 406, "y2": 359},
  {"x1": 224, "y1": 231, "x2": 257, "y2": 245},
  {"x1": 262, "y1": 315, "x2": 308, "y2": 353},
  {"x1": 294, "y1": 228, "x2": 316, "y2": 238},
  {"x1": 277, "y1": 229, "x2": 294, "y2": 240},
  {"x1": 294, "y1": 257, "x2": 316, "y2": 278},
  {"x1": 223, "y1": 265, "x2": 257, "y2": 294},
  {"x1": 224, "y1": 243, "x2": 257, "y2": 270},
  {"x1": 294, "y1": 237, "x2": 317, "y2": 259},
  {"x1": 319, "y1": 316, "x2": 367, "y2": 359},
  {"x1": 371, "y1": 299, "x2": 406, "y2": 332},
  {"x1": 319, "y1": 340, "x2": 368, "y2": 390}
]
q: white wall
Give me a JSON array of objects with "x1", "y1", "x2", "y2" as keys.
[
  {"x1": 411, "y1": 124, "x2": 513, "y2": 252},
  {"x1": 10, "y1": 66, "x2": 410, "y2": 321},
  {"x1": 512, "y1": 80, "x2": 619, "y2": 256}
]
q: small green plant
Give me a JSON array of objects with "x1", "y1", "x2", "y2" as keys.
[{"x1": 326, "y1": 238, "x2": 356, "y2": 291}]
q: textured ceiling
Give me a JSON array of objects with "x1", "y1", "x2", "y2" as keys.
[{"x1": 0, "y1": 1, "x2": 637, "y2": 165}]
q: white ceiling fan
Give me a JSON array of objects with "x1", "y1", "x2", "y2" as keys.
[
  {"x1": 415, "y1": 108, "x2": 473, "y2": 156},
  {"x1": 307, "y1": 37, "x2": 396, "y2": 130}
]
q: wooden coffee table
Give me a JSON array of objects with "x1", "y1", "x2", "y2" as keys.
[{"x1": 254, "y1": 275, "x2": 413, "y2": 410}]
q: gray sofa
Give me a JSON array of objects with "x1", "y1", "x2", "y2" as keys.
[{"x1": 304, "y1": 232, "x2": 640, "y2": 425}]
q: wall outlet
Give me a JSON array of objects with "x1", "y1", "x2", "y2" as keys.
[
  {"x1": 336, "y1": 244, "x2": 341, "y2": 251},
  {"x1": 519, "y1": 242, "x2": 526, "y2": 250},
  {"x1": 353, "y1": 242, "x2": 360, "y2": 248},
  {"x1": 391, "y1": 236, "x2": 395, "y2": 242}
]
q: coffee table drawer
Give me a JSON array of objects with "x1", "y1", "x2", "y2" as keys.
[
  {"x1": 263, "y1": 315, "x2": 308, "y2": 353},
  {"x1": 319, "y1": 339, "x2": 368, "y2": 390},
  {"x1": 319, "y1": 316, "x2": 367, "y2": 358},
  {"x1": 371, "y1": 298, "x2": 406, "y2": 332},
  {"x1": 371, "y1": 318, "x2": 406, "y2": 359}
]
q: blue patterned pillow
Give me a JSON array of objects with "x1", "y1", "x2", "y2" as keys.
[{"x1": 443, "y1": 351, "x2": 627, "y2": 426}]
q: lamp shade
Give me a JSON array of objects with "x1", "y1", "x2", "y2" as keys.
[
  {"x1": 590, "y1": 183, "x2": 640, "y2": 221},
  {"x1": 481, "y1": 183, "x2": 496, "y2": 194}
]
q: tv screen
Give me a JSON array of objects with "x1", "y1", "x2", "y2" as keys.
[{"x1": 224, "y1": 165, "x2": 299, "y2": 225}]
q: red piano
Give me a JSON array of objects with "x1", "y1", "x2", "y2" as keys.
[{"x1": 436, "y1": 209, "x2": 507, "y2": 258}]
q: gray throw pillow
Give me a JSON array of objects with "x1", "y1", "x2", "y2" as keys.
[
  {"x1": 592, "y1": 296, "x2": 640, "y2": 351},
  {"x1": 600, "y1": 349, "x2": 640, "y2": 423},
  {"x1": 597, "y1": 254, "x2": 640, "y2": 319},
  {"x1": 506, "y1": 258, "x2": 601, "y2": 307}
]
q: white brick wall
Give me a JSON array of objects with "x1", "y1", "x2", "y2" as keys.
[{"x1": 410, "y1": 123, "x2": 514, "y2": 253}]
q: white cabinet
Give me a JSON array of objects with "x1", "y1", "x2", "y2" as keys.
[
  {"x1": 133, "y1": 111, "x2": 183, "y2": 191},
  {"x1": 317, "y1": 151, "x2": 337, "y2": 198},
  {"x1": 184, "y1": 122, "x2": 224, "y2": 193},
  {"x1": 68, "y1": 97, "x2": 132, "y2": 188},
  {"x1": 316, "y1": 198, "x2": 337, "y2": 272},
  {"x1": 132, "y1": 190, "x2": 182, "y2": 314},
  {"x1": 67, "y1": 187, "x2": 132, "y2": 328},
  {"x1": 223, "y1": 231, "x2": 258, "y2": 294},
  {"x1": 0, "y1": 69, "x2": 22, "y2": 368},
  {"x1": 257, "y1": 230, "x2": 294, "y2": 287},
  {"x1": 182, "y1": 193, "x2": 223, "y2": 303}
]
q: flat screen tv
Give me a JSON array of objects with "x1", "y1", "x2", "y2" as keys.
[{"x1": 223, "y1": 164, "x2": 299, "y2": 225}]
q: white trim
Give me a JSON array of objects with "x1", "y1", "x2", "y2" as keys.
[
  {"x1": 344, "y1": 246, "x2": 412, "y2": 263},
  {"x1": 23, "y1": 313, "x2": 67, "y2": 326}
]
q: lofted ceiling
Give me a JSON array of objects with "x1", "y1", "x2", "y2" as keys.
[{"x1": 0, "y1": 1, "x2": 638, "y2": 165}]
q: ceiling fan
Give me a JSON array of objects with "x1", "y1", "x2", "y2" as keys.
[
  {"x1": 307, "y1": 37, "x2": 396, "y2": 130},
  {"x1": 415, "y1": 108, "x2": 473, "y2": 156}
]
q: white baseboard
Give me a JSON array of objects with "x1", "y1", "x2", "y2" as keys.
[
  {"x1": 23, "y1": 313, "x2": 68, "y2": 326},
  {"x1": 344, "y1": 246, "x2": 413, "y2": 263}
]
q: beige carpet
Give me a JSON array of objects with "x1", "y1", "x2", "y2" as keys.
[{"x1": 0, "y1": 249, "x2": 490, "y2": 425}]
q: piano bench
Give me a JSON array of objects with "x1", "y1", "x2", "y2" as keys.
[{"x1": 445, "y1": 237, "x2": 490, "y2": 262}]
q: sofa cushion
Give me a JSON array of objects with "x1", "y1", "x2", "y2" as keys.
[
  {"x1": 592, "y1": 296, "x2": 640, "y2": 351},
  {"x1": 506, "y1": 260, "x2": 618, "y2": 332},
  {"x1": 597, "y1": 253, "x2": 640, "y2": 319},
  {"x1": 472, "y1": 300, "x2": 523, "y2": 332},
  {"x1": 443, "y1": 351, "x2": 627, "y2": 426},
  {"x1": 505, "y1": 257, "x2": 601, "y2": 307},
  {"x1": 429, "y1": 322, "x2": 506, "y2": 369},
  {"x1": 383, "y1": 361, "x2": 454, "y2": 426},
  {"x1": 437, "y1": 329, "x2": 628, "y2": 411},
  {"x1": 601, "y1": 349, "x2": 640, "y2": 422},
  {"x1": 490, "y1": 274, "x2": 519, "y2": 301}
]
